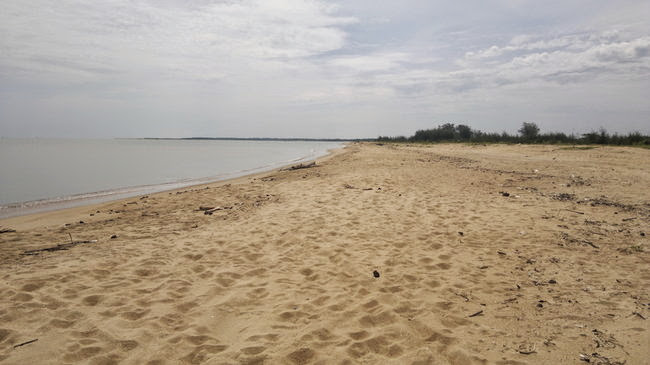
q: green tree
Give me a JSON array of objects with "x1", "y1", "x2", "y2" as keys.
[
  {"x1": 456, "y1": 124, "x2": 472, "y2": 140},
  {"x1": 518, "y1": 122, "x2": 540, "y2": 141}
]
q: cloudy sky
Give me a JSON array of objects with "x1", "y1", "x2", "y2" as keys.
[{"x1": 1, "y1": 0, "x2": 648, "y2": 138}]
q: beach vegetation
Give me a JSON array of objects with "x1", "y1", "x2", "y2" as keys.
[{"x1": 377, "y1": 122, "x2": 650, "y2": 147}]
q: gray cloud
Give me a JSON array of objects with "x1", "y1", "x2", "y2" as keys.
[{"x1": 1, "y1": 0, "x2": 648, "y2": 138}]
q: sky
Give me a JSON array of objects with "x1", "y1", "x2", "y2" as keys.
[{"x1": 1, "y1": 0, "x2": 648, "y2": 138}]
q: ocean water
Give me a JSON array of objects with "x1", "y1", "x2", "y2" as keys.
[{"x1": 0, "y1": 139, "x2": 342, "y2": 218}]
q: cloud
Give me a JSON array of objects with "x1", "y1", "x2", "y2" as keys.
[
  {"x1": 0, "y1": 0, "x2": 356, "y2": 80},
  {"x1": 0, "y1": 0, "x2": 648, "y2": 138}
]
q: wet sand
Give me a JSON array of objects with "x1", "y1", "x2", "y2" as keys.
[{"x1": 1, "y1": 143, "x2": 648, "y2": 364}]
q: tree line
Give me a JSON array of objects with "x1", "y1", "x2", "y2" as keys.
[{"x1": 377, "y1": 122, "x2": 649, "y2": 146}]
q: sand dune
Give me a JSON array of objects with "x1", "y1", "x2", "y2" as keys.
[{"x1": 1, "y1": 143, "x2": 648, "y2": 364}]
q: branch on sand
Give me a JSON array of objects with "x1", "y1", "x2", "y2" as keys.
[
  {"x1": 22, "y1": 239, "x2": 98, "y2": 256},
  {"x1": 283, "y1": 162, "x2": 316, "y2": 171}
]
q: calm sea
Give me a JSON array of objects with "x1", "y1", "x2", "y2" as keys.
[{"x1": 0, "y1": 139, "x2": 342, "y2": 218}]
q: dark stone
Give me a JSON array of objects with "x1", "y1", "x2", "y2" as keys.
[
  {"x1": 501, "y1": 192, "x2": 510, "y2": 197},
  {"x1": 110, "y1": 235, "x2": 118, "y2": 239},
  {"x1": 548, "y1": 279, "x2": 557, "y2": 284},
  {"x1": 373, "y1": 270, "x2": 380, "y2": 278}
]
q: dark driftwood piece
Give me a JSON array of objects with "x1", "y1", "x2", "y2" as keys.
[
  {"x1": 13, "y1": 339, "x2": 38, "y2": 348},
  {"x1": 565, "y1": 209, "x2": 585, "y2": 215},
  {"x1": 0, "y1": 228, "x2": 16, "y2": 234},
  {"x1": 22, "y1": 240, "x2": 97, "y2": 256},
  {"x1": 283, "y1": 162, "x2": 316, "y2": 171},
  {"x1": 468, "y1": 310, "x2": 484, "y2": 317}
]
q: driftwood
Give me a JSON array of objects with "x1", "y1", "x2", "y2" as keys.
[
  {"x1": 283, "y1": 162, "x2": 316, "y2": 171},
  {"x1": 468, "y1": 310, "x2": 484, "y2": 317},
  {"x1": 204, "y1": 206, "x2": 233, "y2": 215},
  {"x1": 13, "y1": 339, "x2": 38, "y2": 349},
  {"x1": 0, "y1": 228, "x2": 16, "y2": 234},
  {"x1": 22, "y1": 240, "x2": 97, "y2": 256},
  {"x1": 583, "y1": 240, "x2": 600, "y2": 249}
]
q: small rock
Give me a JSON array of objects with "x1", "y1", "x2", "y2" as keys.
[
  {"x1": 641, "y1": 232, "x2": 646, "y2": 237},
  {"x1": 79, "y1": 221, "x2": 85, "y2": 224},
  {"x1": 458, "y1": 231, "x2": 464, "y2": 236},
  {"x1": 110, "y1": 235, "x2": 118, "y2": 239},
  {"x1": 549, "y1": 279, "x2": 557, "y2": 284},
  {"x1": 373, "y1": 270, "x2": 380, "y2": 278},
  {"x1": 500, "y1": 192, "x2": 510, "y2": 197}
]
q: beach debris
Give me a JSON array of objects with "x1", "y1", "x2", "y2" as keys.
[
  {"x1": 632, "y1": 312, "x2": 646, "y2": 320},
  {"x1": 283, "y1": 161, "x2": 316, "y2": 171},
  {"x1": 373, "y1": 270, "x2": 380, "y2": 278},
  {"x1": 0, "y1": 228, "x2": 16, "y2": 234},
  {"x1": 13, "y1": 339, "x2": 38, "y2": 349},
  {"x1": 479, "y1": 265, "x2": 489, "y2": 269},
  {"x1": 458, "y1": 231, "x2": 464, "y2": 236},
  {"x1": 468, "y1": 310, "x2": 483, "y2": 317},
  {"x1": 517, "y1": 343, "x2": 537, "y2": 355},
  {"x1": 640, "y1": 232, "x2": 645, "y2": 237},
  {"x1": 22, "y1": 239, "x2": 98, "y2": 256},
  {"x1": 579, "y1": 352, "x2": 624, "y2": 364},
  {"x1": 497, "y1": 251, "x2": 507, "y2": 256},
  {"x1": 110, "y1": 235, "x2": 118, "y2": 239},
  {"x1": 566, "y1": 209, "x2": 585, "y2": 215},
  {"x1": 343, "y1": 184, "x2": 356, "y2": 189},
  {"x1": 553, "y1": 193, "x2": 576, "y2": 201},
  {"x1": 203, "y1": 206, "x2": 232, "y2": 215},
  {"x1": 198, "y1": 206, "x2": 215, "y2": 211},
  {"x1": 362, "y1": 187, "x2": 373, "y2": 191},
  {"x1": 548, "y1": 279, "x2": 557, "y2": 284},
  {"x1": 500, "y1": 191, "x2": 510, "y2": 197}
]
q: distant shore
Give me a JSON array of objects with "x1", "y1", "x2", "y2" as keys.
[{"x1": 0, "y1": 143, "x2": 647, "y2": 364}]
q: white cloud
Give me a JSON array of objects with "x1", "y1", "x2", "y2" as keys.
[{"x1": 0, "y1": 0, "x2": 648, "y2": 138}]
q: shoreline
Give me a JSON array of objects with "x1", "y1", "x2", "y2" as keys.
[
  {"x1": 0, "y1": 143, "x2": 346, "y2": 222},
  {"x1": 0, "y1": 142, "x2": 647, "y2": 364}
]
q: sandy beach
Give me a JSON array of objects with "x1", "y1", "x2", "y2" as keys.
[{"x1": 1, "y1": 142, "x2": 648, "y2": 364}]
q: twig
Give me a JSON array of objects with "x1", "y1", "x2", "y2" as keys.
[
  {"x1": 583, "y1": 240, "x2": 600, "y2": 249},
  {"x1": 632, "y1": 312, "x2": 646, "y2": 320},
  {"x1": 468, "y1": 310, "x2": 483, "y2": 317},
  {"x1": 22, "y1": 240, "x2": 97, "y2": 256},
  {"x1": 565, "y1": 209, "x2": 585, "y2": 215},
  {"x1": 13, "y1": 339, "x2": 38, "y2": 349}
]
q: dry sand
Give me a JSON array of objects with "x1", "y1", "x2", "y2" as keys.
[{"x1": 1, "y1": 143, "x2": 648, "y2": 365}]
